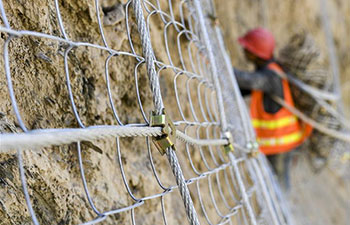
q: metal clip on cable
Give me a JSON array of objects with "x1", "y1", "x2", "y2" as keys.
[
  {"x1": 247, "y1": 141, "x2": 260, "y2": 158},
  {"x1": 150, "y1": 109, "x2": 176, "y2": 155},
  {"x1": 222, "y1": 131, "x2": 234, "y2": 153}
]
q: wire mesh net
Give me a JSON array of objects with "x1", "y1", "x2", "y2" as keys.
[
  {"x1": 0, "y1": 0, "x2": 289, "y2": 224},
  {"x1": 277, "y1": 31, "x2": 349, "y2": 171}
]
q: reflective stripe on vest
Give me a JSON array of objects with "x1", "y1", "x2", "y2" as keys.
[
  {"x1": 252, "y1": 115, "x2": 297, "y2": 129},
  {"x1": 257, "y1": 130, "x2": 303, "y2": 147}
]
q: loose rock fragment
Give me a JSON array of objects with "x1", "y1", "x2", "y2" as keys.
[{"x1": 103, "y1": 3, "x2": 125, "y2": 26}]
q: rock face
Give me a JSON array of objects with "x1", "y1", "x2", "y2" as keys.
[{"x1": 0, "y1": 0, "x2": 349, "y2": 225}]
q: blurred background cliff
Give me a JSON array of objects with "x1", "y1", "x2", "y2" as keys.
[{"x1": 215, "y1": 0, "x2": 349, "y2": 224}]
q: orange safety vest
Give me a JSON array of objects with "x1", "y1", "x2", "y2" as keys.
[{"x1": 250, "y1": 62, "x2": 312, "y2": 155}]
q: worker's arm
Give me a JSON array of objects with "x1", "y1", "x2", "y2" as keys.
[
  {"x1": 233, "y1": 67, "x2": 280, "y2": 94},
  {"x1": 233, "y1": 67, "x2": 284, "y2": 113}
]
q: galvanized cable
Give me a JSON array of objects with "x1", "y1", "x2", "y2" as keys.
[
  {"x1": 177, "y1": 129, "x2": 228, "y2": 146},
  {"x1": 196, "y1": 1, "x2": 279, "y2": 224},
  {"x1": 132, "y1": 1, "x2": 199, "y2": 224},
  {"x1": 272, "y1": 95, "x2": 350, "y2": 143},
  {"x1": 132, "y1": 0, "x2": 164, "y2": 115},
  {"x1": 185, "y1": 5, "x2": 250, "y2": 223},
  {"x1": 257, "y1": 155, "x2": 294, "y2": 225},
  {"x1": 286, "y1": 74, "x2": 339, "y2": 101},
  {"x1": 187, "y1": 5, "x2": 251, "y2": 221},
  {"x1": 193, "y1": 0, "x2": 228, "y2": 132},
  {"x1": 228, "y1": 153, "x2": 258, "y2": 225},
  {"x1": 213, "y1": 25, "x2": 251, "y2": 142},
  {"x1": 0, "y1": 126, "x2": 231, "y2": 152},
  {"x1": 280, "y1": 73, "x2": 350, "y2": 128},
  {"x1": 319, "y1": 0, "x2": 344, "y2": 114},
  {"x1": 166, "y1": 148, "x2": 200, "y2": 225},
  {"x1": 202, "y1": 1, "x2": 275, "y2": 223},
  {"x1": 250, "y1": 158, "x2": 281, "y2": 225}
]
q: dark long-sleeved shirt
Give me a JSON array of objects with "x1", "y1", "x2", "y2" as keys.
[{"x1": 234, "y1": 64, "x2": 284, "y2": 113}]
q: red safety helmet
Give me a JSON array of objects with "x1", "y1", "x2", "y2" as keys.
[{"x1": 238, "y1": 28, "x2": 275, "y2": 60}]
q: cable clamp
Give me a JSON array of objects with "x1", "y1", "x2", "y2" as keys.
[
  {"x1": 222, "y1": 131, "x2": 234, "y2": 154},
  {"x1": 207, "y1": 13, "x2": 219, "y2": 26},
  {"x1": 150, "y1": 109, "x2": 176, "y2": 155},
  {"x1": 247, "y1": 141, "x2": 260, "y2": 158}
]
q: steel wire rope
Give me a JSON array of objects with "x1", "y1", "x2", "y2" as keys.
[
  {"x1": 319, "y1": 0, "x2": 344, "y2": 114},
  {"x1": 256, "y1": 156, "x2": 291, "y2": 225},
  {"x1": 192, "y1": 1, "x2": 259, "y2": 224},
  {"x1": 271, "y1": 95, "x2": 350, "y2": 143},
  {"x1": 132, "y1": 0, "x2": 199, "y2": 224},
  {"x1": 276, "y1": 72, "x2": 350, "y2": 129},
  {"x1": 212, "y1": 0, "x2": 291, "y2": 221}
]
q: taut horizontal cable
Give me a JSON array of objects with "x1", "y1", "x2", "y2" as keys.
[
  {"x1": 0, "y1": 126, "x2": 161, "y2": 152},
  {"x1": 176, "y1": 130, "x2": 228, "y2": 146},
  {"x1": 0, "y1": 125, "x2": 229, "y2": 152}
]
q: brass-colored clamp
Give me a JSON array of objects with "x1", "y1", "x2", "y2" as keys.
[
  {"x1": 247, "y1": 141, "x2": 260, "y2": 158},
  {"x1": 150, "y1": 109, "x2": 176, "y2": 155},
  {"x1": 222, "y1": 131, "x2": 234, "y2": 154},
  {"x1": 207, "y1": 13, "x2": 219, "y2": 26}
]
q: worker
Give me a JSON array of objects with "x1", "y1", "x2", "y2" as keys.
[{"x1": 233, "y1": 28, "x2": 312, "y2": 187}]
